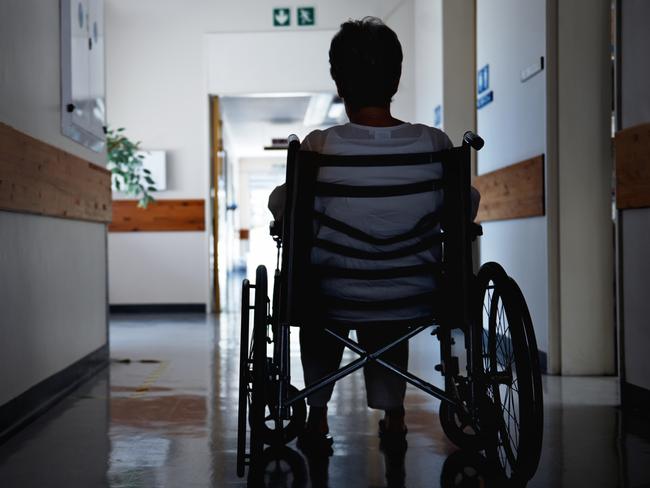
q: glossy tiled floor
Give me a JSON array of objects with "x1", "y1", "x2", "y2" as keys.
[{"x1": 1, "y1": 311, "x2": 649, "y2": 487}]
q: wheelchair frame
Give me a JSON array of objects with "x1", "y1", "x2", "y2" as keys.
[{"x1": 237, "y1": 131, "x2": 543, "y2": 485}]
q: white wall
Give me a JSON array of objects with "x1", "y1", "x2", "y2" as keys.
[
  {"x1": 413, "y1": 0, "x2": 443, "y2": 127},
  {"x1": 108, "y1": 233, "x2": 206, "y2": 304},
  {"x1": 475, "y1": 0, "x2": 615, "y2": 374},
  {"x1": 476, "y1": 0, "x2": 550, "y2": 358},
  {"x1": 0, "y1": 214, "x2": 108, "y2": 405},
  {"x1": 557, "y1": 0, "x2": 613, "y2": 375},
  {"x1": 619, "y1": 0, "x2": 650, "y2": 391},
  {"x1": 621, "y1": 210, "x2": 650, "y2": 390},
  {"x1": 620, "y1": 0, "x2": 650, "y2": 129},
  {"x1": 441, "y1": 0, "x2": 475, "y2": 145},
  {"x1": 0, "y1": 0, "x2": 108, "y2": 405},
  {"x1": 106, "y1": 0, "x2": 416, "y2": 306},
  {"x1": 0, "y1": 0, "x2": 104, "y2": 165}
]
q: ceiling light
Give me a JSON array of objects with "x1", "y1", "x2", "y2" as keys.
[{"x1": 303, "y1": 93, "x2": 335, "y2": 127}]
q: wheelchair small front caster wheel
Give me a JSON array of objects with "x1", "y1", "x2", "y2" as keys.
[
  {"x1": 439, "y1": 401, "x2": 483, "y2": 451},
  {"x1": 440, "y1": 450, "x2": 498, "y2": 488},
  {"x1": 252, "y1": 384, "x2": 307, "y2": 446}
]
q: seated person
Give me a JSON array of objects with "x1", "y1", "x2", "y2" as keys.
[{"x1": 268, "y1": 16, "x2": 480, "y2": 452}]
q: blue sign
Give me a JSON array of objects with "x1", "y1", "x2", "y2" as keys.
[
  {"x1": 477, "y1": 64, "x2": 490, "y2": 94},
  {"x1": 477, "y1": 90, "x2": 494, "y2": 110},
  {"x1": 434, "y1": 105, "x2": 442, "y2": 127}
]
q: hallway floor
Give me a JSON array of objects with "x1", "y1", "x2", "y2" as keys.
[{"x1": 0, "y1": 312, "x2": 649, "y2": 487}]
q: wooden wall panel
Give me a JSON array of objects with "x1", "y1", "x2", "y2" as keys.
[
  {"x1": 615, "y1": 123, "x2": 650, "y2": 210},
  {"x1": 473, "y1": 155, "x2": 545, "y2": 222},
  {"x1": 109, "y1": 199, "x2": 205, "y2": 232},
  {"x1": 0, "y1": 123, "x2": 112, "y2": 222}
]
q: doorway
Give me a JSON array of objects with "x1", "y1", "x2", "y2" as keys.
[{"x1": 209, "y1": 92, "x2": 346, "y2": 311}]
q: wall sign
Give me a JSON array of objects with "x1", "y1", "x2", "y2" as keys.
[
  {"x1": 297, "y1": 7, "x2": 315, "y2": 26},
  {"x1": 273, "y1": 8, "x2": 291, "y2": 27},
  {"x1": 434, "y1": 105, "x2": 442, "y2": 127},
  {"x1": 477, "y1": 91, "x2": 494, "y2": 110},
  {"x1": 477, "y1": 64, "x2": 490, "y2": 95}
]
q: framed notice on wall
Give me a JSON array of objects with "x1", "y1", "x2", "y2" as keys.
[{"x1": 60, "y1": 0, "x2": 106, "y2": 152}]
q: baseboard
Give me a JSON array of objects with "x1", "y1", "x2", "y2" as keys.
[
  {"x1": 621, "y1": 381, "x2": 650, "y2": 413},
  {"x1": 109, "y1": 304, "x2": 206, "y2": 314},
  {"x1": 0, "y1": 344, "x2": 109, "y2": 445}
]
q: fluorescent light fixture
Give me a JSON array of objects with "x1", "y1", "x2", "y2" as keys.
[
  {"x1": 303, "y1": 93, "x2": 335, "y2": 127},
  {"x1": 327, "y1": 102, "x2": 345, "y2": 120},
  {"x1": 241, "y1": 92, "x2": 313, "y2": 98}
]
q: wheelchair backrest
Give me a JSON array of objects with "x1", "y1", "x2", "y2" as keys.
[{"x1": 278, "y1": 139, "x2": 474, "y2": 330}]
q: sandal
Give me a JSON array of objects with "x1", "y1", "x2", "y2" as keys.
[
  {"x1": 378, "y1": 419, "x2": 408, "y2": 453},
  {"x1": 297, "y1": 428, "x2": 334, "y2": 456}
]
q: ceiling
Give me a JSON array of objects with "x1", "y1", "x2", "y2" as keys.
[{"x1": 220, "y1": 93, "x2": 346, "y2": 157}]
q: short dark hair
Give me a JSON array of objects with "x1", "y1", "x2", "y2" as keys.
[{"x1": 329, "y1": 17, "x2": 403, "y2": 111}]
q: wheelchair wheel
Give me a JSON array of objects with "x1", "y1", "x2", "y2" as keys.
[
  {"x1": 236, "y1": 279, "x2": 252, "y2": 478},
  {"x1": 508, "y1": 277, "x2": 544, "y2": 474},
  {"x1": 249, "y1": 266, "x2": 270, "y2": 481},
  {"x1": 475, "y1": 262, "x2": 542, "y2": 484},
  {"x1": 255, "y1": 384, "x2": 307, "y2": 447}
]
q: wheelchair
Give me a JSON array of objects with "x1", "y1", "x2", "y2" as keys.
[{"x1": 236, "y1": 131, "x2": 543, "y2": 486}]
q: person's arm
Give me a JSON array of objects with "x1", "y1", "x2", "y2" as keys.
[{"x1": 267, "y1": 132, "x2": 319, "y2": 222}]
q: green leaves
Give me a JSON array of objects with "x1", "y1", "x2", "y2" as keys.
[{"x1": 106, "y1": 126, "x2": 157, "y2": 208}]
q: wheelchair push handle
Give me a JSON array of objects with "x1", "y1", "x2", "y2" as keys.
[
  {"x1": 462, "y1": 131, "x2": 484, "y2": 151},
  {"x1": 287, "y1": 134, "x2": 300, "y2": 147}
]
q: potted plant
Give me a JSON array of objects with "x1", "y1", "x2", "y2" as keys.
[{"x1": 106, "y1": 127, "x2": 157, "y2": 208}]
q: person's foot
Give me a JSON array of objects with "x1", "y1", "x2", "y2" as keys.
[
  {"x1": 382, "y1": 406, "x2": 407, "y2": 434},
  {"x1": 297, "y1": 406, "x2": 334, "y2": 456},
  {"x1": 379, "y1": 407, "x2": 408, "y2": 453}
]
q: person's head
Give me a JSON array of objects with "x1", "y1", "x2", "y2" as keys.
[{"x1": 329, "y1": 17, "x2": 403, "y2": 113}]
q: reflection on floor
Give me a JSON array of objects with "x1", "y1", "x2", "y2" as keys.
[{"x1": 0, "y1": 312, "x2": 649, "y2": 487}]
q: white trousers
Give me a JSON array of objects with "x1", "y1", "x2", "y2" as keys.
[{"x1": 299, "y1": 326, "x2": 409, "y2": 410}]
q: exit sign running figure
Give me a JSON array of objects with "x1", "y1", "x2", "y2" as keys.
[{"x1": 297, "y1": 7, "x2": 315, "y2": 26}]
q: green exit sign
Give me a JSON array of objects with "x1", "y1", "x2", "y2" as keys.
[
  {"x1": 297, "y1": 7, "x2": 315, "y2": 26},
  {"x1": 273, "y1": 8, "x2": 290, "y2": 27}
]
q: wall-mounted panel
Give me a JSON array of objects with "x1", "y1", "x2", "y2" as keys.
[
  {"x1": 615, "y1": 123, "x2": 650, "y2": 210},
  {"x1": 0, "y1": 123, "x2": 111, "y2": 222},
  {"x1": 109, "y1": 199, "x2": 205, "y2": 232},
  {"x1": 473, "y1": 155, "x2": 545, "y2": 222}
]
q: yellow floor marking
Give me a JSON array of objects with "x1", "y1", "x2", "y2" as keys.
[{"x1": 131, "y1": 360, "x2": 170, "y2": 398}]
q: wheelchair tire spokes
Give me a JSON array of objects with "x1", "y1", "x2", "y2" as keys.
[{"x1": 475, "y1": 262, "x2": 543, "y2": 484}]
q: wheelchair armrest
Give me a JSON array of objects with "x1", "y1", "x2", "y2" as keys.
[
  {"x1": 269, "y1": 220, "x2": 282, "y2": 238},
  {"x1": 471, "y1": 222, "x2": 483, "y2": 240}
]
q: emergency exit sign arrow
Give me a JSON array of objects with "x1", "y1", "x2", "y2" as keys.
[{"x1": 273, "y1": 8, "x2": 290, "y2": 27}]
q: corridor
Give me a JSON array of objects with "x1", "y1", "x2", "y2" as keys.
[{"x1": 2, "y1": 0, "x2": 650, "y2": 486}]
